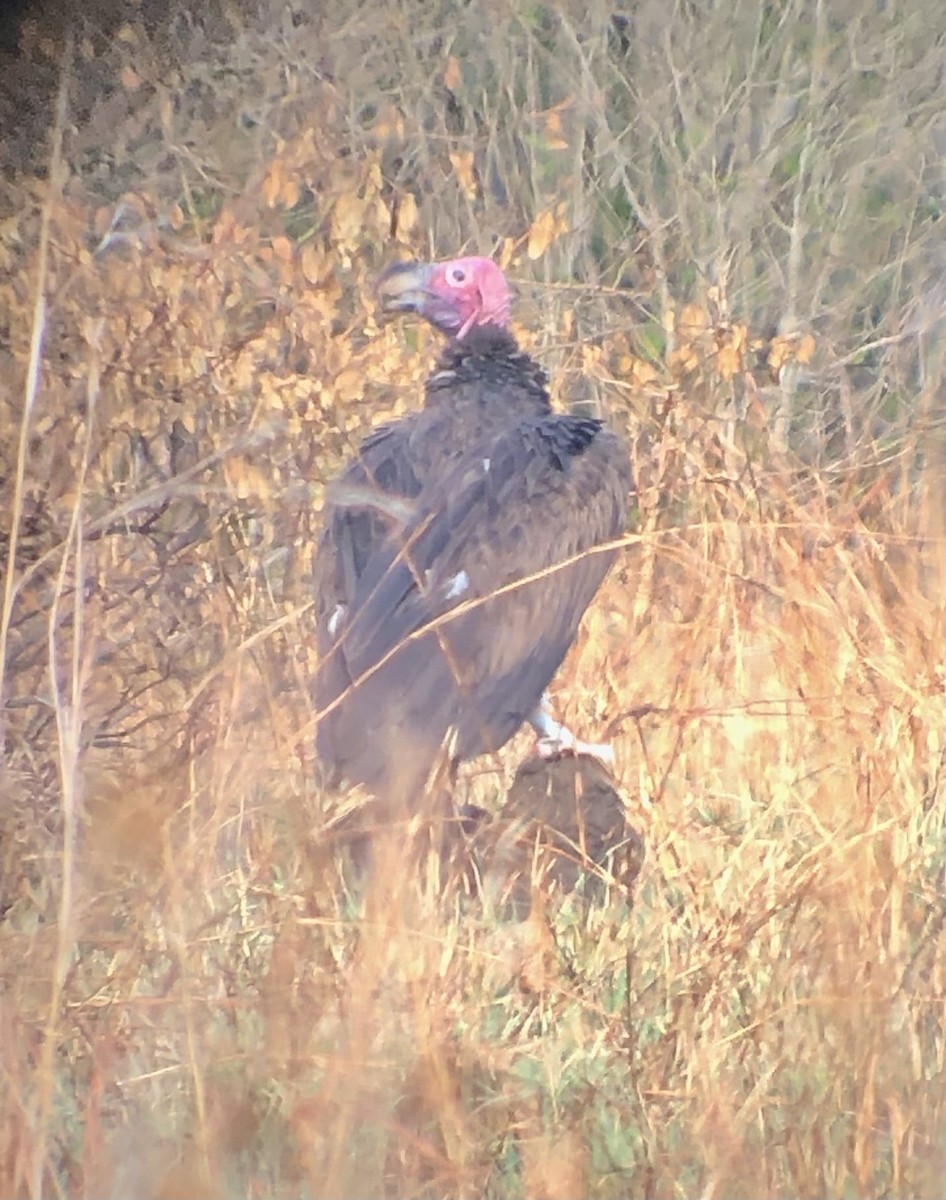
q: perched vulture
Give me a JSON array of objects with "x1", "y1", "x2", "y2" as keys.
[{"x1": 313, "y1": 256, "x2": 631, "y2": 805}]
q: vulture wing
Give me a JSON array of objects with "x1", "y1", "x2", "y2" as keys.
[
  {"x1": 313, "y1": 419, "x2": 423, "y2": 653},
  {"x1": 312, "y1": 418, "x2": 423, "y2": 782},
  {"x1": 319, "y1": 413, "x2": 629, "y2": 798}
]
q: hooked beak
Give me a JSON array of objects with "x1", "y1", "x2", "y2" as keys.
[{"x1": 376, "y1": 261, "x2": 433, "y2": 314}]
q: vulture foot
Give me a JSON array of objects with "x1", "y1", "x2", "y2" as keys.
[{"x1": 529, "y1": 698, "x2": 615, "y2": 767}]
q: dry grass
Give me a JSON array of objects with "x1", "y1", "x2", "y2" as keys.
[{"x1": 0, "y1": 1, "x2": 943, "y2": 1197}]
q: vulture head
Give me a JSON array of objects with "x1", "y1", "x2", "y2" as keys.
[{"x1": 377, "y1": 256, "x2": 511, "y2": 339}]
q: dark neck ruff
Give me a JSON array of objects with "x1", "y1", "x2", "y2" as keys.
[{"x1": 425, "y1": 324, "x2": 552, "y2": 412}]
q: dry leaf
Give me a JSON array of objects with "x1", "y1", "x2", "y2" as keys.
[
  {"x1": 527, "y1": 207, "x2": 567, "y2": 260},
  {"x1": 271, "y1": 236, "x2": 293, "y2": 262},
  {"x1": 371, "y1": 103, "x2": 404, "y2": 142},
  {"x1": 213, "y1": 208, "x2": 236, "y2": 245},
  {"x1": 301, "y1": 242, "x2": 331, "y2": 286},
  {"x1": 498, "y1": 236, "x2": 518, "y2": 271},
  {"x1": 716, "y1": 344, "x2": 741, "y2": 380},
  {"x1": 331, "y1": 193, "x2": 365, "y2": 248},
  {"x1": 366, "y1": 160, "x2": 383, "y2": 192},
  {"x1": 626, "y1": 356, "x2": 659, "y2": 386},
  {"x1": 262, "y1": 162, "x2": 283, "y2": 209},
  {"x1": 395, "y1": 191, "x2": 418, "y2": 238},
  {"x1": 768, "y1": 332, "x2": 808, "y2": 375},
  {"x1": 332, "y1": 367, "x2": 365, "y2": 404},
  {"x1": 444, "y1": 55, "x2": 461, "y2": 91},
  {"x1": 796, "y1": 332, "x2": 816, "y2": 363},
  {"x1": 449, "y1": 151, "x2": 477, "y2": 201},
  {"x1": 281, "y1": 177, "x2": 301, "y2": 209},
  {"x1": 225, "y1": 458, "x2": 269, "y2": 501},
  {"x1": 679, "y1": 304, "x2": 707, "y2": 334}
]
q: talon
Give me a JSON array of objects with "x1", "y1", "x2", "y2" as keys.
[
  {"x1": 529, "y1": 696, "x2": 615, "y2": 766},
  {"x1": 536, "y1": 736, "x2": 565, "y2": 760}
]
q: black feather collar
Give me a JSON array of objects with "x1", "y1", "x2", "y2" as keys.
[{"x1": 426, "y1": 325, "x2": 551, "y2": 410}]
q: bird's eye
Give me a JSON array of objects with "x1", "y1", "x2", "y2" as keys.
[{"x1": 447, "y1": 266, "x2": 467, "y2": 286}]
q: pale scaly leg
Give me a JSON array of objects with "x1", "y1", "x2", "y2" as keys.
[{"x1": 528, "y1": 694, "x2": 615, "y2": 767}]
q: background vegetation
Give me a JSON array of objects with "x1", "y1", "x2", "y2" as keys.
[{"x1": 1, "y1": 0, "x2": 943, "y2": 1196}]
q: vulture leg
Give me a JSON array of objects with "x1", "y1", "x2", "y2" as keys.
[{"x1": 529, "y1": 695, "x2": 615, "y2": 767}]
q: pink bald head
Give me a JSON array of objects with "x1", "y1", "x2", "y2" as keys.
[{"x1": 377, "y1": 256, "x2": 511, "y2": 339}]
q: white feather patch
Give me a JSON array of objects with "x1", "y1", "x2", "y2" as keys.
[
  {"x1": 327, "y1": 604, "x2": 346, "y2": 639},
  {"x1": 444, "y1": 570, "x2": 470, "y2": 600}
]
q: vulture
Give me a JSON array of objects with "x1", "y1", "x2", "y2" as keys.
[{"x1": 313, "y1": 256, "x2": 631, "y2": 806}]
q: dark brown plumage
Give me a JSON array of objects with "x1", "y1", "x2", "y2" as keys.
[{"x1": 313, "y1": 257, "x2": 631, "y2": 805}]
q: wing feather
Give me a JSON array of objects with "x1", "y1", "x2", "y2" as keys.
[{"x1": 312, "y1": 418, "x2": 422, "y2": 652}]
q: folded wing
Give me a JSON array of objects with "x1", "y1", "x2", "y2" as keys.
[{"x1": 317, "y1": 414, "x2": 628, "y2": 798}]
